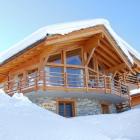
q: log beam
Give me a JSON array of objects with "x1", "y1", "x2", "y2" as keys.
[
  {"x1": 106, "y1": 63, "x2": 126, "y2": 73},
  {"x1": 85, "y1": 34, "x2": 103, "y2": 66}
]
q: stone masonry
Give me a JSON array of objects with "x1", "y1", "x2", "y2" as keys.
[{"x1": 26, "y1": 93, "x2": 117, "y2": 116}]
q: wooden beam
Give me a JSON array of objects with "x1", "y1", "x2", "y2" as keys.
[
  {"x1": 103, "y1": 30, "x2": 133, "y2": 72},
  {"x1": 100, "y1": 41, "x2": 122, "y2": 64},
  {"x1": 85, "y1": 34, "x2": 102, "y2": 66},
  {"x1": 45, "y1": 26, "x2": 104, "y2": 46},
  {"x1": 95, "y1": 53, "x2": 112, "y2": 67},
  {"x1": 106, "y1": 63, "x2": 126, "y2": 72},
  {"x1": 85, "y1": 47, "x2": 96, "y2": 66},
  {"x1": 96, "y1": 48, "x2": 117, "y2": 66},
  {"x1": 84, "y1": 33, "x2": 103, "y2": 52}
]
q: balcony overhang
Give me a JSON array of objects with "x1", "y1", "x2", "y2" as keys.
[{"x1": 25, "y1": 89, "x2": 128, "y2": 104}]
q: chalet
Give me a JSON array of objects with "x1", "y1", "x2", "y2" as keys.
[{"x1": 0, "y1": 19, "x2": 140, "y2": 117}]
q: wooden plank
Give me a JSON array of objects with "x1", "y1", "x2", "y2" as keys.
[{"x1": 106, "y1": 63, "x2": 126, "y2": 73}]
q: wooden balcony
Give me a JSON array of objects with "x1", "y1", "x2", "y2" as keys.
[{"x1": 0, "y1": 71, "x2": 129, "y2": 101}]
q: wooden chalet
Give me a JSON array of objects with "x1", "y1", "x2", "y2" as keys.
[{"x1": 0, "y1": 19, "x2": 140, "y2": 117}]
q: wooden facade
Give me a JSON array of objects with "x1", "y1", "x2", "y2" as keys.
[
  {"x1": 0, "y1": 24, "x2": 140, "y2": 112},
  {"x1": 131, "y1": 94, "x2": 140, "y2": 107}
]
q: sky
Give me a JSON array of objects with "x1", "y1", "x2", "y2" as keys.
[{"x1": 0, "y1": 0, "x2": 140, "y2": 53}]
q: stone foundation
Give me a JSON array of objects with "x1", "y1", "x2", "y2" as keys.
[
  {"x1": 76, "y1": 98, "x2": 102, "y2": 116},
  {"x1": 26, "y1": 93, "x2": 117, "y2": 116}
]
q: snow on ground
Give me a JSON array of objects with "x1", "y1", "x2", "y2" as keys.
[
  {"x1": 130, "y1": 88, "x2": 140, "y2": 95},
  {"x1": 0, "y1": 89, "x2": 140, "y2": 140},
  {"x1": 0, "y1": 19, "x2": 140, "y2": 64}
]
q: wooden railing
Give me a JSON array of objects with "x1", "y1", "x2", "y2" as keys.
[
  {"x1": 0, "y1": 71, "x2": 129, "y2": 97},
  {"x1": 122, "y1": 74, "x2": 140, "y2": 86}
]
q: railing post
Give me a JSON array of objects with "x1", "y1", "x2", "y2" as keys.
[
  {"x1": 110, "y1": 77, "x2": 112, "y2": 94},
  {"x1": 18, "y1": 81, "x2": 20, "y2": 93},
  {"x1": 35, "y1": 74, "x2": 38, "y2": 91},
  {"x1": 43, "y1": 70, "x2": 46, "y2": 91},
  {"x1": 119, "y1": 81, "x2": 122, "y2": 97},
  {"x1": 64, "y1": 72, "x2": 68, "y2": 87},
  {"x1": 104, "y1": 76, "x2": 106, "y2": 93},
  {"x1": 127, "y1": 86, "x2": 131, "y2": 108}
]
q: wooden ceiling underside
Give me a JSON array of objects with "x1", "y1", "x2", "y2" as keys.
[{"x1": 0, "y1": 25, "x2": 134, "y2": 81}]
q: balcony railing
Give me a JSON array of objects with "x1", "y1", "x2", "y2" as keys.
[{"x1": 0, "y1": 71, "x2": 129, "y2": 98}]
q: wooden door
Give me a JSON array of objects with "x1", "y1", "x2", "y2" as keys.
[{"x1": 101, "y1": 104, "x2": 109, "y2": 114}]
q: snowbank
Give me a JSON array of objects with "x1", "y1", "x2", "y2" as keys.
[
  {"x1": 0, "y1": 19, "x2": 140, "y2": 64},
  {"x1": 0, "y1": 90, "x2": 140, "y2": 140},
  {"x1": 130, "y1": 88, "x2": 140, "y2": 95}
]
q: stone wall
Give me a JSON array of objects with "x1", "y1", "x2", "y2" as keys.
[
  {"x1": 26, "y1": 93, "x2": 116, "y2": 116},
  {"x1": 109, "y1": 104, "x2": 117, "y2": 114},
  {"x1": 76, "y1": 98, "x2": 102, "y2": 116}
]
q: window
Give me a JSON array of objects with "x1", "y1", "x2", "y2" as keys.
[
  {"x1": 101, "y1": 104, "x2": 109, "y2": 114},
  {"x1": 58, "y1": 101, "x2": 75, "y2": 117},
  {"x1": 48, "y1": 53, "x2": 61, "y2": 64},
  {"x1": 66, "y1": 48, "x2": 82, "y2": 65},
  {"x1": 27, "y1": 69, "x2": 38, "y2": 86},
  {"x1": 45, "y1": 66, "x2": 64, "y2": 86},
  {"x1": 66, "y1": 68, "x2": 84, "y2": 87}
]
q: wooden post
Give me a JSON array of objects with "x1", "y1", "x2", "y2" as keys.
[
  {"x1": 64, "y1": 72, "x2": 68, "y2": 87},
  {"x1": 23, "y1": 71, "x2": 27, "y2": 88},
  {"x1": 109, "y1": 76, "x2": 112, "y2": 94},
  {"x1": 43, "y1": 69, "x2": 46, "y2": 91},
  {"x1": 119, "y1": 81, "x2": 122, "y2": 97},
  {"x1": 63, "y1": 50, "x2": 67, "y2": 88},
  {"x1": 85, "y1": 67, "x2": 89, "y2": 92},
  {"x1": 104, "y1": 76, "x2": 106, "y2": 93},
  {"x1": 35, "y1": 75, "x2": 38, "y2": 91}
]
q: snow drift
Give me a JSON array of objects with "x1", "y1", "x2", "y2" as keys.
[{"x1": 0, "y1": 89, "x2": 140, "y2": 140}]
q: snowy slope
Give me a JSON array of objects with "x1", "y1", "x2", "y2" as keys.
[
  {"x1": 0, "y1": 89, "x2": 140, "y2": 140},
  {"x1": 0, "y1": 19, "x2": 140, "y2": 64}
]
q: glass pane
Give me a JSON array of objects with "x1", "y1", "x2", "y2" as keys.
[
  {"x1": 48, "y1": 53, "x2": 61, "y2": 64},
  {"x1": 27, "y1": 69, "x2": 38, "y2": 86},
  {"x1": 65, "y1": 103, "x2": 73, "y2": 117},
  {"x1": 59, "y1": 103, "x2": 65, "y2": 117},
  {"x1": 67, "y1": 68, "x2": 84, "y2": 87},
  {"x1": 45, "y1": 66, "x2": 64, "y2": 86},
  {"x1": 66, "y1": 48, "x2": 82, "y2": 65}
]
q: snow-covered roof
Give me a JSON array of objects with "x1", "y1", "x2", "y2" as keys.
[
  {"x1": 130, "y1": 88, "x2": 140, "y2": 95},
  {"x1": 0, "y1": 18, "x2": 140, "y2": 65}
]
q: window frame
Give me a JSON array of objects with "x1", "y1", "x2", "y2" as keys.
[{"x1": 57, "y1": 100, "x2": 76, "y2": 117}]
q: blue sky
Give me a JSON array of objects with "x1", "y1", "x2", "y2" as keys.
[{"x1": 0, "y1": 0, "x2": 140, "y2": 52}]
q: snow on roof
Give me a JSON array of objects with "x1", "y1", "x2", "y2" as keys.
[
  {"x1": 130, "y1": 88, "x2": 140, "y2": 95},
  {"x1": 0, "y1": 18, "x2": 140, "y2": 64}
]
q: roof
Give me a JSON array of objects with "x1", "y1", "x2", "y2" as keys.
[{"x1": 0, "y1": 18, "x2": 140, "y2": 65}]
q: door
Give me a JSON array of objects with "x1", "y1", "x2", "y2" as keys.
[
  {"x1": 58, "y1": 101, "x2": 75, "y2": 117},
  {"x1": 101, "y1": 104, "x2": 109, "y2": 114}
]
